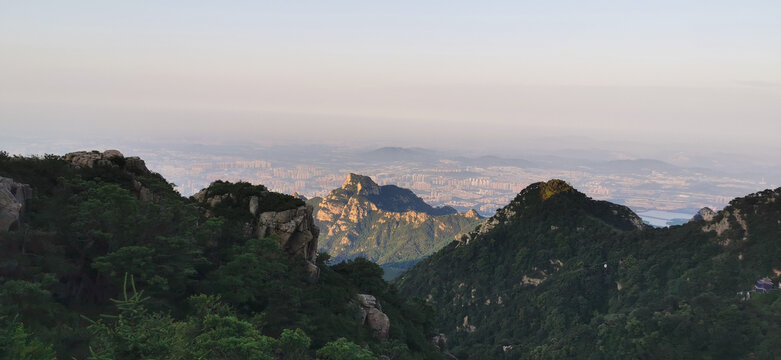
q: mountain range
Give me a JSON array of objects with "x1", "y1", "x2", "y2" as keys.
[{"x1": 1, "y1": 149, "x2": 780, "y2": 359}]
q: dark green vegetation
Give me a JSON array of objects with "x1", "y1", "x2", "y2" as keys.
[
  {"x1": 397, "y1": 180, "x2": 781, "y2": 359},
  {"x1": 310, "y1": 174, "x2": 482, "y2": 280},
  {"x1": 0, "y1": 152, "x2": 444, "y2": 359}
]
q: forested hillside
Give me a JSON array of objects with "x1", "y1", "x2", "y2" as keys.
[
  {"x1": 397, "y1": 180, "x2": 781, "y2": 359},
  {"x1": 0, "y1": 151, "x2": 444, "y2": 360}
]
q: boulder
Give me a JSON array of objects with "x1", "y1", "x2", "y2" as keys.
[
  {"x1": 102, "y1": 149, "x2": 124, "y2": 158},
  {"x1": 365, "y1": 308, "x2": 390, "y2": 340},
  {"x1": 64, "y1": 150, "x2": 150, "y2": 175},
  {"x1": 356, "y1": 294, "x2": 379, "y2": 309},
  {"x1": 65, "y1": 151, "x2": 114, "y2": 168},
  {"x1": 355, "y1": 293, "x2": 390, "y2": 340}
]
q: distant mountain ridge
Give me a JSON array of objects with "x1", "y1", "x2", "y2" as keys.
[
  {"x1": 361, "y1": 147, "x2": 437, "y2": 162},
  {"x1": 309, "y1": 173, "x2": 482, "y2": 278}
]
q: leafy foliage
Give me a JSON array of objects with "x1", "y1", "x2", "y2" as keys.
[
  {"x1": 317, "y1": 338, "x2": 378, "y2": 360},
  {"x1": 0, "y1": 316, "x2": 56, "y2": 360}
]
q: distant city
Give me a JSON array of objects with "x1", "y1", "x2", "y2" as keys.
[{"x1": 116, "y1": 144, "x2": 774, "y2": 225}]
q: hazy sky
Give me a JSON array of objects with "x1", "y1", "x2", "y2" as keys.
[{"x1": 1, "y1": 1, "x2": 780, "y2": 149}]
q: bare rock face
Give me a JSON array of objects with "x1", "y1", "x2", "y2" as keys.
[
  {"x1": 256, "y1": 205, "x2": 320, "y2": 267},
  {"x1": 342, "y1": 173, "x2": 381, "y2": 196},
  {"x1": 65, "y1": 150, "x2": 117, "y2": 168},
  {"x1": 0, "y1": 177, "x2": 32, "y2": 232},
  {"x1": 701, "y1": 209, "x2": 749, "y2": 246},
  {"x1": 355, "y1": 294, "x2": 390, "y2": 340},
  {"x1": 249, "y1": 196, "x2": 260, "y2": 216}
]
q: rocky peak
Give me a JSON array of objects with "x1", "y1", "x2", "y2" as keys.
[
  {"x1": 691, "y1": 207, "x2": 717, "y2": 222},
  {"x1": 341, "y1": 173, "x2": 381, "y2": 196},
  {"x1": 464, "y1": 209, "x2": 483, "y2": 219},
  {"x1": 0, "y1": 177, "x2": 32, "y2": 232},
  {"x1": 324, "y1": 174, "x2": 457, "y2": 216}
]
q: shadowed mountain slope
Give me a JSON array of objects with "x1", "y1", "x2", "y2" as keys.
[{"x1": 397, "y1": 179, "x2": 781, "y2": 359}]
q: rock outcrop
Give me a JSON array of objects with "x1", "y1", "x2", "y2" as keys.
[
  {"x1": 0, "y1": 177, "x2": 32, "y2": 231},
  {"x1": 355, "y1": 294, "x2": 390, "y2": 340},
  {"x1": 691, "y1": 207, "x2": 716, "y2": 222},
  {"x1": 65, "y1": 150, "x2": 150, "y2": 174},
  {"x1": 701, "y1": 209, "x2": 750, "y2": 246},
  {"x1": 65, "y1": 150, "x2": 157, "y2": 202},
  {"x1": 194, "y1": 183, "x2": 320, "y2": 277},
  {"x1": 256, "y1": 205, "x2": 320, "y2": 270}
]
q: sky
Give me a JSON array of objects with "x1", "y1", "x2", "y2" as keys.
[{"x1": 1, "y1": 1, "x2": 780, "y2": 151}]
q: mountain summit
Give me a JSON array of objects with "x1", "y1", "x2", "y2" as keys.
[
  {"x1": 309, "y1": 174, "x2": 481, "y2": 277},
  {"x1": 341, "y1": 173, "x2": 381, "y2": 196},
  {"x1": 459, "y1": 179, "x2": 644, "y2": 246},
  {"x1": 336, "y1": 173, "x2": 457, "y2": 215}
]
